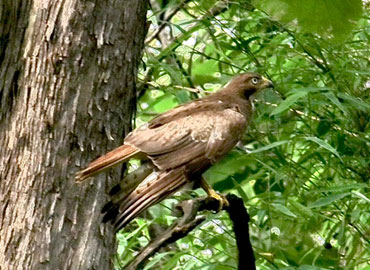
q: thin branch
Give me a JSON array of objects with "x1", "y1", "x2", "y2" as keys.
[
  {"x1": 137, "y1": 1, "x2": 230, "y2": 97},
  {"x1": 146, "y1": 0, "x2": 193, "y2": 44},
  {"x1": 146, "y1": 81, "x2": 211, "y2": 94},
  {"x1": 257, "y1": 100, "x2": 360, "y2": 138}
]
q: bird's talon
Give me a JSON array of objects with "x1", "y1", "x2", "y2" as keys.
[{"x1": 209, "y1": 190, "x2": 229, "y2": 211}]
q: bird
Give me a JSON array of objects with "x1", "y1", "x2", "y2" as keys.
[{"x1": 75, "y1": 72, "x2": 273, "y2": 231}]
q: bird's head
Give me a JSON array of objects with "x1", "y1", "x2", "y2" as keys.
[{"x1": 226, "y1": 72, "x2": 274, "y2": 100}]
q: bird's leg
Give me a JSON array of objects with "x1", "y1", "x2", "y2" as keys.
[{"x1": 200, "y1": 177, "x2": 229, "y2": 211}]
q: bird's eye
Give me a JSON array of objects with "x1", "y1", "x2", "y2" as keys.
[{"x1": 251, "y1": 77, "x2": 259, "y2": 85}]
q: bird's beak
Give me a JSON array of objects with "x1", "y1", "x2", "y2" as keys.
[{"x1": 261, "y1": 76, "x2": 274, "y2": 89}]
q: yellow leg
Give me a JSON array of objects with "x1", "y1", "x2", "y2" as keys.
[{"x1": 200, "y1": 177, "x2": 229, "y2": 210}]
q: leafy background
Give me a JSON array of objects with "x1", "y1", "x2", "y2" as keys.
[{"x1": 115, "y1": 0, "x2": 370, "y2": 269}]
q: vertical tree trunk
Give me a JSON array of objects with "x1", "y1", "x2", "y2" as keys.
[{"x1": 0, "y1": 0, "x2": 147, "y2": 269}]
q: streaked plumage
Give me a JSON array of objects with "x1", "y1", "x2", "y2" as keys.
[{"x1": 75, "y1": 72, "x2": 273, "y2": 230}]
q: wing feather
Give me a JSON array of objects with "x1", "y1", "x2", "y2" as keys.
[
  {"x1": 128, "y1": 108, "x2": 247, "y2": 170},
  {"x1": 105, "y1": 169, "x2": 186, "y2": 230}
]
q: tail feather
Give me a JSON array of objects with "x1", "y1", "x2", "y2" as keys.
[
  {"x1": 117, "y1": 170, "x2": 180, "y2": 217},
  {"x1": 109, "y1": 162, "x2": 153, "y2": 204},
  {"x1": 103, "y1": 169, "x2": 186, "y2": 231},
  {"x1": 101, "y1": 162, "x2": 153, "y2": 218},
  {"x1": 115, "y1": 175, "x2": 184, "y2": 230},
  {"x1": 75, "y1": 144, "x2": 140, "y2": 182}
]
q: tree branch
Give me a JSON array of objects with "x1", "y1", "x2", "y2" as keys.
[
  {"x1": 225, "y1": 194, "x2": 256, "y2": 270},
  {"x1": 146, "y1": 0, "x2": 193, "y2": 45},
  {"x1": 124, "y1": 194, "x2": 255, "y2": 270}
]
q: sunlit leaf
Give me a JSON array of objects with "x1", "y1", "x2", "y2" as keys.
[
  {"x1": 323, "y1": 92, "x2": 348, "y2": 115},
  {"x1": 271, "y1": 203, "x2": 297, "y2": 218},
  {"x1": 232, "y1": 178, "x2": 249, "y2": 202},
  {"x1": 254, "y1": 0, "x2": 363, "y2": 40},
  {"x1": 309, "y1": 193, "x2": 351, "y2": 208},
  {"x1": 270, "y1": 91, "x2": 307, "y2": 115},
  {"x1": 304, "y1": 136, "x2": 343, "y2": 162},
  {"x1": 289, "y1": 200, "x2": 314, "y2": 218},
  {"x1": 311, "y1": 184, "x2": 368, "y2": 194},
  {"x1": 337, "y1": 92, "x2": 370, "y2": 112},
  {"x1": 351, "y1": 191, "x2": 370, "y2": 203},
  {"x1": 249, "y1": 140, "x2": 289, "y2": 153}
]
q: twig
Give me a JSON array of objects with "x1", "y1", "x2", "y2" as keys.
[
  {"x1": 146, "y1": 0, "x2": 192, "y2": 44},
  {"x1": 146, "y1": 81, "x2": 212, "y2": 94},
  {"x1": 137, "y1": 1, "x2": 230, "y2": 98}
]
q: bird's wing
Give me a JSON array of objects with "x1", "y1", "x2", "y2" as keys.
[
  {"x1": 146, "y1": 98, "x2": 214, "y2": 128},
  {"x1": 103, "y1": 168, "x2": 186, "y2": 231},
  {"x1": 75, "y1": 98, "x2": 230, "y2": 181},
  {"x1": 125, "y1": 98, "x2": 225, "y2": 154}
]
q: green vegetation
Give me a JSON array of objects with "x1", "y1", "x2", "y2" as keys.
[{"x1": 116, "y1": 1, "x2": 369, "y2": 269}]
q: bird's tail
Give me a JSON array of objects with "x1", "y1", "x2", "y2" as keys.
[
  {"x1": 75, "y1": 144, "x2": 140, "y2": 182},
  {"x1": 102, "y1": 168, "x2": 186, "y2": 231}
]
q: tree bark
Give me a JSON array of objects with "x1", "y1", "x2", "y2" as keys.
[{"x1": 0, "y1": 0, "x2": 148, "y2": 269}]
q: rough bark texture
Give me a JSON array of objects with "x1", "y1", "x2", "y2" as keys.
[{"x1": 0, "y1": 0, "x2": 148, "y2": 269}]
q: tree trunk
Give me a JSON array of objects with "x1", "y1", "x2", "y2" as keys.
[{"x1": 0, "y1": 0, "x2": 147, "y2": 269}]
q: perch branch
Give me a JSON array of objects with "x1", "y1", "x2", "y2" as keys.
[
  {"x1": 125, "y1": 194, "x2": 255, "y2": 270},
  {"x1": 225, "y1": 194, "x2": 256, "y2": 270}
]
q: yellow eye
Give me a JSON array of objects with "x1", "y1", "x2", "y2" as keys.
[{"x1": 251, "y1": 77, "x2": 259, "y2": 85}]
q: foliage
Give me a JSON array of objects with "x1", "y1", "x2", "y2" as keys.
[
  {"x1": 116, "y1": 0, "x2": 370, "y2": 269},
  {"x1": 253, "y1": 0, "x2": 363, "y2": 41}
]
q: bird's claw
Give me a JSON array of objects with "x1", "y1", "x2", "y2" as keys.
[
  {"x1": 208, "y1": 189, "x2": 229, "y2": 212},
  {"x1": 200, "y1": 177, "x2": 229, "y2": 211}
]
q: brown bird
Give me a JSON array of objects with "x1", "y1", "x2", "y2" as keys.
[{"x1": 75, "y1": 72, "x2": 273, "y2": 231}]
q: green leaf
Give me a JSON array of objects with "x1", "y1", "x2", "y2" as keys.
[
  {"x1": 338, "y1": 218, "x2": 346, "y2": 246},
  {"x1": 352, "y1": 191, "x2": 370, "y2": 203},
  {"x1": 323, "y1": 91, "x2": 348, "y2": 115},
  {"x1": 337, "y1": 92, "x2": 370, "y2": 112},
  {"x1": 309, "y1": 193, "x2": 351, "y2": 208},
  {"x1": 219, "y1": 41, "x2": 236, "y2": 50},
  {"x1": 254, "y1": 0, "x2": 363, "y2": 41},
  {"x1": 204, "y1": 151, "x2": 253, "y2": 183},
  {"x1": 271, "y1": 203, "x2": 297, "y2": 218},
  {"x1": 311, "y1": 184, "x2": 368, "y2": 194},
  {"x1": 144, "y1": 252, "x2": 175, "y2": 270},
  {"x1": 249, "y1": 140, "x2": 289, "y2": 153},
  {"x1": 299, "y1": 266, "x2": 332, "y2": 270},
  {"x1": 232, "y1": 178, "x2": 249, "y2": 202},
  {"x1": 174, "y1": 90, "x2": 191, "y2": 104},
  {"x1": 270, "y1": 91, "x2": 307, "y2": 115},
  {"x1": 151, "y1": 93, "x2": 178, "y2": 113},
  {"x1": 289, "y1": 200, "x2": 314, "y2": 218},
  {"x1": 304, "y1": 136, "x2": 343, "y2": 162},
  {"x1": 192, "y1": 59, "x2": 219, "y2": 84}
]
